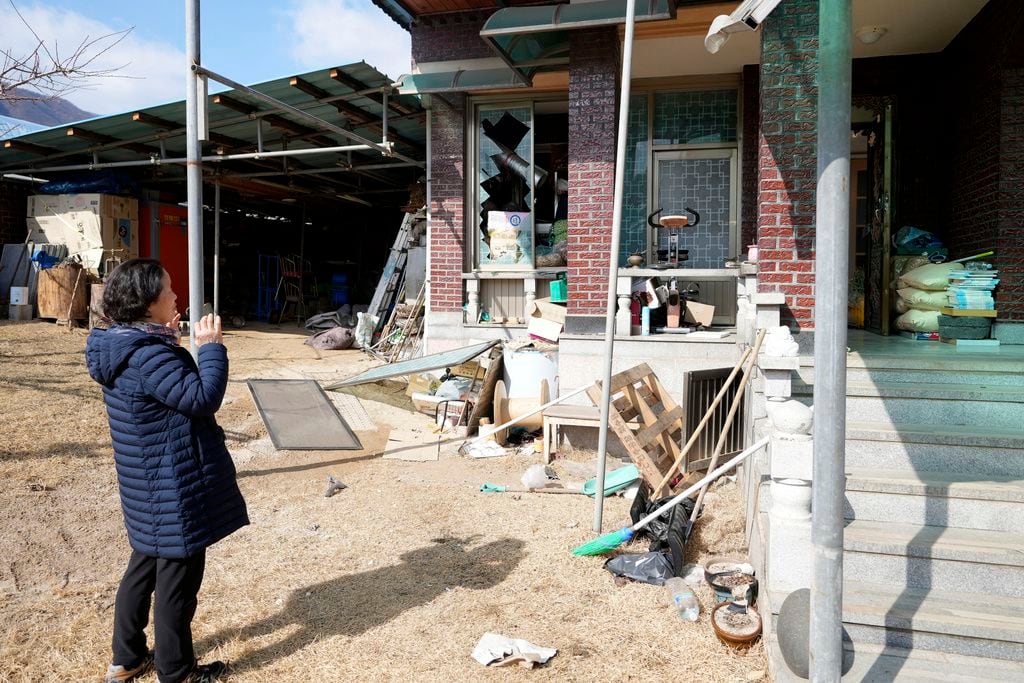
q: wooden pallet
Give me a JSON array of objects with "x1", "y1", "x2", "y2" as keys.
[{"x1": 586, "y1": 363, "x2": 684, "y2": 493}]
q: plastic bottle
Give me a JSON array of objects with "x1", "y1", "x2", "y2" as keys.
[
  {"x1": 664, "y1": 577, "x2": 700, "y2": 621},
  {"x1": 641, "y1": 306, "x2": 651, "y2": 336}
]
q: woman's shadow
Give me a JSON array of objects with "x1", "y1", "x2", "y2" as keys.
[{"x1": 197, "y1": 536, "x2": 525, "y2": 673}]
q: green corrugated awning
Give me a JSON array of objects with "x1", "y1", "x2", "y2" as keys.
[
  {"x1": 480, "y1": 0, "x2": 676, "y2": 83},
  {"x1": 395, "y1": 68, "x2": 527, "y2": 95}
]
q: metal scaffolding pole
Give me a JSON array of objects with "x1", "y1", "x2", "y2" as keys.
[
  {"x1": 593, "y1": 0, "x2": 637, "y2": 533},
  {"x1": 185, "y1": 0, "x2": 204, "y2": 356},
  {"x1": 213, "y1": 179, "x2": 221, "y2": 317},
  {"x1": 810, "y1": 0, "x2": 852, "y2": 679}
]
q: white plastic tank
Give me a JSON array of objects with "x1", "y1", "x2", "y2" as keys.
[{"x1": 502, "y1": 344, "x2": 558, "y2": 398}]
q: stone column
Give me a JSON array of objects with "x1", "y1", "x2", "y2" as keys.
[{"x1": 767, "y1": 399, "x2": 814, "y2": 597}]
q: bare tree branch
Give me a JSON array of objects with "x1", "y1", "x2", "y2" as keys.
[{"x1": 1, "y1": 0, "x2": 134, "y2": 104}]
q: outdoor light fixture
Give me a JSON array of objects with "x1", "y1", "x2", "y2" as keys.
[
  {"x1": 856, "y1": 26, "x2": 888, "y2": 44},
  {"x1": 705, "y1": 0, "x2": 783, "y2": 54}
]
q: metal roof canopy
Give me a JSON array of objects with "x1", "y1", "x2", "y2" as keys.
[
  {"x1": 395, "y1": 67, "x2": 528, "y2": 95},
  {"x1": 0, "y1": 62, "x2": 425, "y2": 195},
  {"x1": 480, "y1": 0, "x2": 676, "y2": 84}
]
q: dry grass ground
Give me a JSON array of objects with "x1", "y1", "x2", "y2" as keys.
[{"x1": 0, "y1": 321, "x2": 768, "y2": 682}]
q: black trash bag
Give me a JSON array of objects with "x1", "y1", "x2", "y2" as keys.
[
  {"x1": 629, "y1": 483, "x2": 699, "y2": 578},
  {"x1": 603, "y1": 552, "x2": 675, "y2": 586},
  {"x1": 304, "y1": 326, "x2": 355, "y2": 350}
]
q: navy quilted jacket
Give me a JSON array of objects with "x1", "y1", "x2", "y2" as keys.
[{"x1": 86, "y1": 326, "x2": 249, "y2": 559}]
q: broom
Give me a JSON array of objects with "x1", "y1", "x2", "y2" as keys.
[{"x1": 571, "y1": 435, "x2": 769, "y2": 556}]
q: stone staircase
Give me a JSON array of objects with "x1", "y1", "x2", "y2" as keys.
[{"x1": 776, "y1": 350, "x2": 1024, "y2": 680}]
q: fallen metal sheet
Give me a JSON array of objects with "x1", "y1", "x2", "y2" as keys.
[
  {"x1": 247, "y1": 379, "x2": 363, "y2": 450},
  {"x1": 323, "y1": 340, "x2": 500, "y2": 389}
]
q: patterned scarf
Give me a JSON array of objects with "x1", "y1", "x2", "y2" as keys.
[{"x1": 122, "y1": 321, "x2": 181, "y2": 345}]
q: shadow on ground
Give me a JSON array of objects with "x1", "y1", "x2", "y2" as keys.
[{"x1": 197, "y1": 536, "x2": 525, "y2": 673}]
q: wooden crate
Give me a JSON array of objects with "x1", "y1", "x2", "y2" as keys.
[
  {"x1": 37, "y1": 263, "x2": 87, "y2": 320},
  {"x1": 586, "y1": 363, "x2": 685, "y2": 494}
]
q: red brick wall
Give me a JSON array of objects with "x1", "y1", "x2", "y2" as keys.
[
  {"x1": 999, "y1": 67, "x2": 1024, "y2": 321},
  {"x1": 411, "y1": 12, "x2": 493, "y2": 67},
  {"x1": 0, "y1": 181, "x2": 30, "y2": 245},
  {"x1": 741, "y1": 64, "x2": 760, "y2": 251},
  {"x1": 566, "y1": 28, "x2": 618, "y2": 322},
  {"x1": 756, "y1": 0, "x2": 818, "y2": 330},
  {"x1": 943, "y1": 0, "x2": 1024, "y2": 322},
  {"x1": 427, "y1": 95, "x2": 468, "y2": 313}
]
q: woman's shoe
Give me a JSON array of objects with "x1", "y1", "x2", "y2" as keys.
[
  {"x1": 103, "y1": 652, "x2": 153, "y2": 682},
  {"x1": 182, "y1": 660, "x2": 229, "y2": 683}
]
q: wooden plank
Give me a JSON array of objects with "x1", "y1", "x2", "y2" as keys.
[
  {"x1": 940, "y1": 307, "x2": 997, "y2": 318},
  {"x1": 608, "y1": 364, "x2": 653, "y2": 394},
  {"x1": 634, "y1": 405, "x2": 685, "y2": 449}
]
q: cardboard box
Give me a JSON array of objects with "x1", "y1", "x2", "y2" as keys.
[
  {"x1": 683, "y1": 301, "x2": 715, "y2": 327},
  {"x1": 449, "y1": 360, "x2": 482, "y2": 379},
  {"x1": 29, "y1": 194, "x2": 139, "y2": 221},
  {"x1": 26, "y1": 195, "x2": 61, "y2": 217},
  {"x1": 526, "y1": 297, "x2": 566, "y2": 342}
]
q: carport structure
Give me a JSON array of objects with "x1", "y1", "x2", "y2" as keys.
[{"x1": 0, "y1": 60, "x2": 426, "y2": 342}]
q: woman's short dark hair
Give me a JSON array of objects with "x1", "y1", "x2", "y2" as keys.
[{"x1": 102, "y1": 259, "x2": 166, "y2": 323}]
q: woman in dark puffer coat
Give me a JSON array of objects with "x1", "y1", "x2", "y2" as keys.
[{"x1": 86, "y1": 259, "x2": 248, "y2": 683}]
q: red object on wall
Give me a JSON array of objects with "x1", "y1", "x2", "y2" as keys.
[{"x1": 139, "y1": 203, "x2": 189, "y2": 315}]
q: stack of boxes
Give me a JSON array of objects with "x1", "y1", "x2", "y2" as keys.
[{"x1": 26, "y1": 194, "x2": 139, "y2": 273}]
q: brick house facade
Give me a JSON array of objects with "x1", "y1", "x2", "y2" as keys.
[
  {"x1": 755, "y1": 0, "x2": 818, "y2": 331},
  {"x1": 396, "y1": 0, "x2": 1023, "y2": 336},
  {"x1": 565, "y1": 28, "x2": 619, "y2": 330}
]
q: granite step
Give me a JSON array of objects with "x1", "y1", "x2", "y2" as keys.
[
  {"x1": 841, "y1": 580, "x2": 1024, "y2": 661},
  {"x1": 798, "y1": 364, "x2": 1024, "y2": 387},
  {"x1": 791, "y1": 381, "x2": 1024, "y2": 429},
  {"x1": 770, "y1": 637, "x2": 1024, "y2": 682},
  {"x1": 844, "y1": 469, "x2": 1024, "y2": 532},
  {"x1": 844, "y1": 519, "x2": 1024, "y2": 598},
  {"x1": 845, "y1": 421, "x2": 1024, "y2": 478}
]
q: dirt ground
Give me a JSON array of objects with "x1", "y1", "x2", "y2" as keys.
[{"x1": 0, "y1": 320, "x2": 768, "y2": 682}]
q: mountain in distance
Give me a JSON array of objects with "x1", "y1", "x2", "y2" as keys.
[{"x1": 0, "y1": 87, "x2": 96, "y2": 127}]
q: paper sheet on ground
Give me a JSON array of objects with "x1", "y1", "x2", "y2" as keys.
[{"x1": 472, "y1": 632, "x2": 557, "y2": 669}]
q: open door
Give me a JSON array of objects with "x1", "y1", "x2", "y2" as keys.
[{"x1": 863, "y1": 104, "x2": 894, "y2": 335}]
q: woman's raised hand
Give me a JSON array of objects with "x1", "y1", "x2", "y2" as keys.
[{"x1": 194, "y1": 314, "x2": 223, "y2": 347}]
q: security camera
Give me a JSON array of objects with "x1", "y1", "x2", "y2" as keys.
[{"x1": 705, "y1": 0, "x2": 783, "y2": 54}]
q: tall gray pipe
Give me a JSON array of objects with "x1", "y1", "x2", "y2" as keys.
[
  {"x1": 810, "y1": 0, "x2": 852, "y2": 678},
  {"x1": 185, "y1": 0, "x2": 204, "y2": 356},
  {"x1": 593, "y1": 0, "x2": 638, "y2": 532}
]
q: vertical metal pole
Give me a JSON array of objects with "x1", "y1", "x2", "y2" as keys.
[
  {"x1": 423, "y1": 101, "x2": 432, "y2": 348},
  {"x1": 382, "y1": 90, "x2": 390, "y2": 148},
  {"x1": 185, "y1": 0, "x2": 204, "y2": 356},
  {"x1": 593, "y1": 0, "x2": 637, "y2": 533},
  {"x1": 256, "y1": 118, "x2": 264, "y2": 153},
  {"x1": 810, "y1": 0, "x2": 851, "y2": 679},
  {"x1": 213, "y1": 179, "x2": 220, "y2": 316}
]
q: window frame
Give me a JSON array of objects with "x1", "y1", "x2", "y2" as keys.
[
  {"x1": 466, "y1": 93, "x2": 567, "y2": 272},
  {"x1": 628, "y1": 80, "x2": 743, "y2": 266}
]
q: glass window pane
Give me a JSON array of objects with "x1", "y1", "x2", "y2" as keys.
[
  {"x1": 477, "y1": 106, "x2": 535, "y2": 268},
  {"x1": 655, "y1": 155, "x2": 732, "y2": 269},
  {"x1": 652, "y1": 90, "x2": 737, "y2": 144},
  {"x1": 620, "y1": 93, "x2": 648, "y2": 265}
]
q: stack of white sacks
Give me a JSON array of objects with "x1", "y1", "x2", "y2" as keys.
[{"x1": 894, "y1": 263, "x2": 957, "y2": 333}]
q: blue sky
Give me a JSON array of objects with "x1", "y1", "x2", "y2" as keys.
[{"x1": 3, "y1": 0, "x2": 410, "y2": 115}]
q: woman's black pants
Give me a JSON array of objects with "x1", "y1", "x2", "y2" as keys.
[{"x1": 112, "y1": 549, "x2": 206, "y2": 683}]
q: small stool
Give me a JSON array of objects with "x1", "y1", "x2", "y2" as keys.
[{"x1": 542, "y1": 404, "x2": 601, "y2": 463}]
